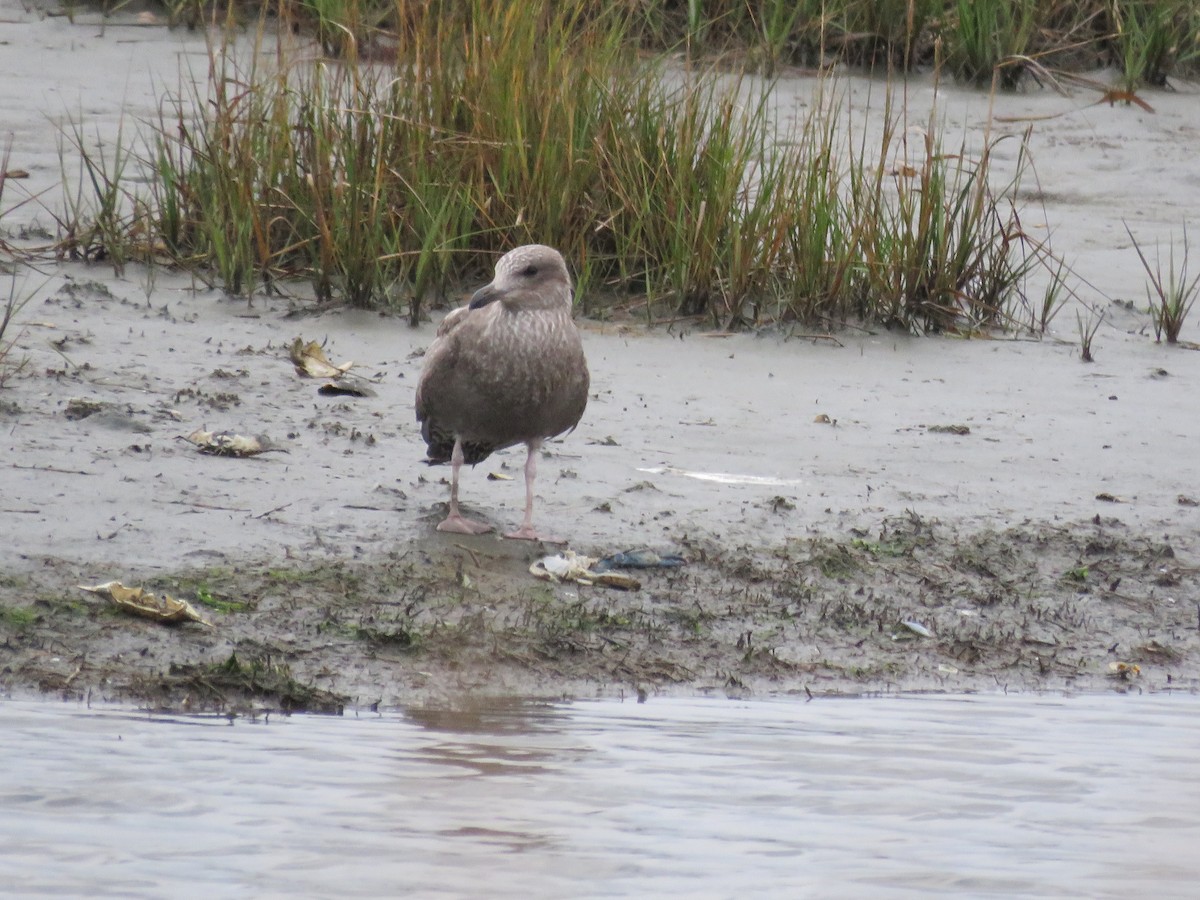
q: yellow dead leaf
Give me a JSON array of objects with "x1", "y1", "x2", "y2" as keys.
[
  {"x1": 79, "y1": 581, "x2": 213, "y2": 626},
  {"x1": 289, "y1": 337, "x2": 353, "y2": 378},
  {"x1": 1108, "y1": 661, "x2": 1141, "y2": 680}
]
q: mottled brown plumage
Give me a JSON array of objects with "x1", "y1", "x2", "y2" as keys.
[{"x1": 415, "y1": 245, "x2": 590, "y2": 540}]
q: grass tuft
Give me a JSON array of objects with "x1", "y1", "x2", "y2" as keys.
[
  {"x1": 0, "y1": 605, "x2": 39, "y2": 632},
  {"x1": 1110, "y1": 0, "x2": 1200, "y2": 90},
  {"x1": 946, "y1": 0, "x2": 1038, "y2": 89},
  {"x1": 1076, "y1": 304, "x2": 1104, "y2": 362},
  {"x1": 1126, "y1": 222, "x2": 1200, "y2": 345},
  {"x1": 0, "y1": 273, "x2": 34, "y2": 387}
]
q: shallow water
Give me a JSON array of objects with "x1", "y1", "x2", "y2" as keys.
[{"x1": 2, "y1": 693, "x2": 1198, "y2": 898}]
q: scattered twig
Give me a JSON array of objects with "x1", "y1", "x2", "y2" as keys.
[
  {"x1": 253, "y1": 502, "x2": 292, "y2": 519},
  {"x1": 454, "y1": 543, "x2": 483, "y2": 569},
  {"x1": 11, "y1": 463, "x2": 95, "y2": 476},
  {"x1": 785, "y1": 332, "x2": 845, "y2": 347},
  {"x1": 154, "y1": 498, "x2": 252, "y2": 513},
  {"x1": 46, "y1": 342, "x2": 83, "y2": 371}
]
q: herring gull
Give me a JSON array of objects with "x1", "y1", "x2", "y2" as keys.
[{"x1": 415, "y1": 245, "x2": 590, "y2": 541}]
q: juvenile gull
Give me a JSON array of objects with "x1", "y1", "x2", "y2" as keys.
[{"x1": 415, "y1": 244, "x2": 590, "y2": 541}]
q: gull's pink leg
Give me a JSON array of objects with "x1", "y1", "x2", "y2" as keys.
[
  {"x1": 437, "y1": 438, "x2": 492, "y2": 535},
  {"x1": 505, "y1": 440, "x2": 563, "y2": 543}
]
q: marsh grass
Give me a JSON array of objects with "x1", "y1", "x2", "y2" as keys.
[
  {"x1": 138, "y1": 1, "x2": 639, "y2": 318},
  {"x1": 68, "y1": 0, "x2": 1200, "y2": 87},
  {"x1": 1034, "y1": 256, "x2": 1073, "y2": 334},
  {"x1": 0, "y1": 133, "x2": 38, "y2": 384},
  {"x1": 947, "y1": 0, "x2": 1038, "y2": 88},
  {"x1": 751, "y1": 0, "x2": 810, "y2": 75},
  {"x1": 55, "y1": 116, "x2": 149, "y2": 276},
  {"x1": 592, "y1": 74, "x2": 794, "y2": 324},
  {"x1": 838, "y1": 0, "x2": 940, "y2": 70},
  {"x1": 1127, "y1": 222, "x2": 1200, "y2": 344},
  {"x1": 292, "y1": 0, "x2": 395, "y2": 57},
  {"x1": 843, "y1": 102, "x2": 1051, "y2": 333},
  {"x1": 1110, "y1": 0, "x2": 1200, "y2": 90},
  {"x1": 664, "y1": 0, "x2": 1200, "y2": 85},
  {"x1": 51, "y1": 0, "x2": 1059, "y2": 333},
  {"x1": 1, "y1": 140, "x2": 48, "y2": 257},
  {"x1": 1076, "y1": 304, "x2": 1104, "y2": 361},
  {"x1": 0, "y1": 275, "x2": 32, "y2": 387}
]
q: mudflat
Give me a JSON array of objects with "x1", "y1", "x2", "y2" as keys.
[{"x1": 1, "y1": 8, "x2": 1198, "y2": 711}]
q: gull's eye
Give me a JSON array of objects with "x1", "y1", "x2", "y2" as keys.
[{"x1": 521, "y1": 264, "x2": 538, "y2": 277}]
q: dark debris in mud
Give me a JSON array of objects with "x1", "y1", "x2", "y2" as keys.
[
  {"x1": 146, "y1": 651, "x2": 348, "y2": 715},
  {"x1": 2, "y1": 515, "x2": 1198, "y2": 712}
]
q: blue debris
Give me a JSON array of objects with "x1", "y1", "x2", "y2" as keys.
[{"x1": 593, "y1": 549, "x2": 687, "y2": 572}]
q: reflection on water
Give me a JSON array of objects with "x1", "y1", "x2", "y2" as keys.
[{"x1": 1, "y1": 693, "x2": 1198, "y2": 898}]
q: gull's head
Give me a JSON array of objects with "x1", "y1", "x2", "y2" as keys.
[{"x1": 469, "y1": 245, "x2": 572, "y2": 312}]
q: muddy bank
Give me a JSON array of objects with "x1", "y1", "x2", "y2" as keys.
[
  {"x1": 3, "y1": 11, "x2": 1200, "y2": 710},
  {"x1": 4, "y1": 508, "x2": 1198, "y2": 712},
  {"x1": 1, "y1": 269, "x2": 1199, "y2": 709}
]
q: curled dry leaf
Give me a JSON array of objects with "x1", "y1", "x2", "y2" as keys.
[
  {"x1": 530, "y1": 551, "x2": 641, "y2": 590},
  {"x1": 184, "y1": 429, "x2": 274, "y2": 457},
  {"x1": 289, "y1": 337, "x2": 354, "y2": 379},
  {"x1": 79, "y1": 581, "x2": 213, "y2": 626}
]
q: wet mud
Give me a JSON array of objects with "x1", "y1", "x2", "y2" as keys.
[{"x1": 2, "y1": 11, "x2": 1200, "y2": 710}]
